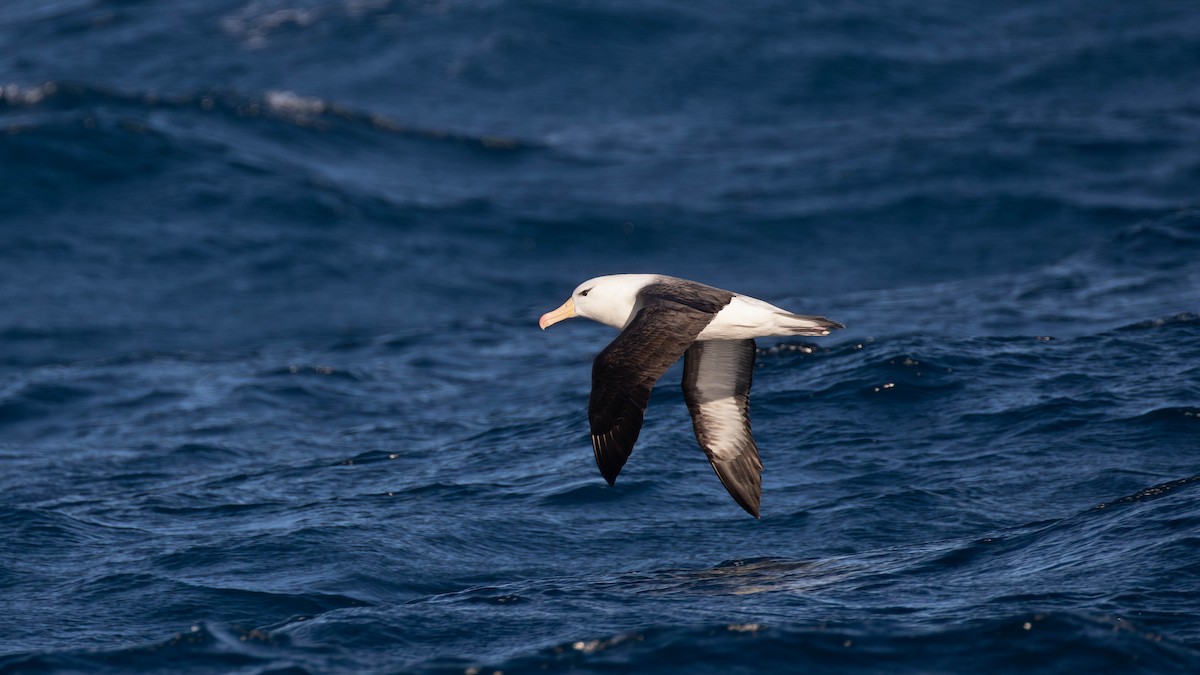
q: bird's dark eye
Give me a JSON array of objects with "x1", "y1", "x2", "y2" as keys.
[{"x1": 580, "y1": 288, "x2": 591, "y2": 297}]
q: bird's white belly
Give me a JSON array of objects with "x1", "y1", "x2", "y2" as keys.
[{"x1": 696, "y1": 295, "x2": 791, "y2": 340}]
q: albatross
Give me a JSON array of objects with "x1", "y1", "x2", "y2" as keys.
[{"x1": 539, "y1": 274, "x2": 844, "y2": 518}]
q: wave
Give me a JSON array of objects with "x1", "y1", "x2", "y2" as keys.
[
  {"x1": 0, "y1": 622, "x2": 333, "y2": 675},
  {"x1": 5, "y1": 459, "x2": 1198, "y2": 673},
  {"x1": 1095, "y1": 474, "x2": 1200, "y2": 510},
  {"x1": 466, "y1": 611, "x2": 1200, "y2": 674},
  {"x1": 5, "y1": 604, "x2": 1195, "y2": 674},
  {"x1": 0, "y1": 81, "x2": 535, "y2": 151},
  {"x1": 0, "y1": 80, "x2": 540, "y2": 223},
  {"x1": 814, "y1": 210, "x2": 1200, "y2": 340}
]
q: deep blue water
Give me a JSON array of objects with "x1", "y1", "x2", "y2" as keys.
[{"x1": 3, "y1": 1, "x2": 1200, "y2": 673}]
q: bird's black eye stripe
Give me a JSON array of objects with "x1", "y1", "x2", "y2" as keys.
[{"x1": 580, "y1": 288, "x2": 592, "y2": 297}]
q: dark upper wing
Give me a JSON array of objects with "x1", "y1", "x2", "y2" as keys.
[
  {"x1": 682, "y1": 339, "x2": 762, "y2": 518},
  {"x1": 589, "y1": 284, "x2": 731, "y2": 485}
]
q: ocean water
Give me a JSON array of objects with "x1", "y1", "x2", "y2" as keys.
[{"x1": 2, "y1": 1, "x2": 1200, "y2": 672}]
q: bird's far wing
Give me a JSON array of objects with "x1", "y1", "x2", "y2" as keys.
[
  {"x1": 682, "y1": 339, "x2": 762, "y2": 518},
  {"x1": 588, "y1": 291, "x2": 725, "y2": 486}
]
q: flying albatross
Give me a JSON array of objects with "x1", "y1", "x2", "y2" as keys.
[{"x1": 539, "y1": 274, "x2": 843, "y2": 518}]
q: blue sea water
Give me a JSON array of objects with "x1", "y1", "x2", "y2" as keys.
[{"x1": 2, "y1": 1, "x2": 1200, "y2": 672}]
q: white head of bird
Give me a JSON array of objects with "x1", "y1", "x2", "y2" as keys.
[{"x1": 539, "y1": 274, "x2": 658, "y2": 331}]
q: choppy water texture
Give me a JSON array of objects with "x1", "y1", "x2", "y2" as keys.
[{"x1": 3, "y1": 1, "x2": 1200, "y2": 673}]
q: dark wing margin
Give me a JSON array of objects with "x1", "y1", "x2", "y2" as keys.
[
  {"x1": 682, "y1": 339, "x2": 762, "y2": 518},
  {"x1": 589, "y1": 282, "x2": 732, "y2": 485}
]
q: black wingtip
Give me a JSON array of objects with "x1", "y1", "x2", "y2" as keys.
[
  {"x1": 815, "y1": 315, "x2": 846, "y2": 330},
  {"x1": 737, "y1": 497, "x2": 761, "y2": 519},
  {"x1": 598, "y1": 456, "x2": 622, "y2": 485},
  {"x1": 722, "y1": 481, "x2": 761, "y2": 519},
  {"x1": 592, "y1": 431, "x2": 633, "y2": 487},
  {"x1": 708, "y1": 458, "x2": 763, "y2": 519}
]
